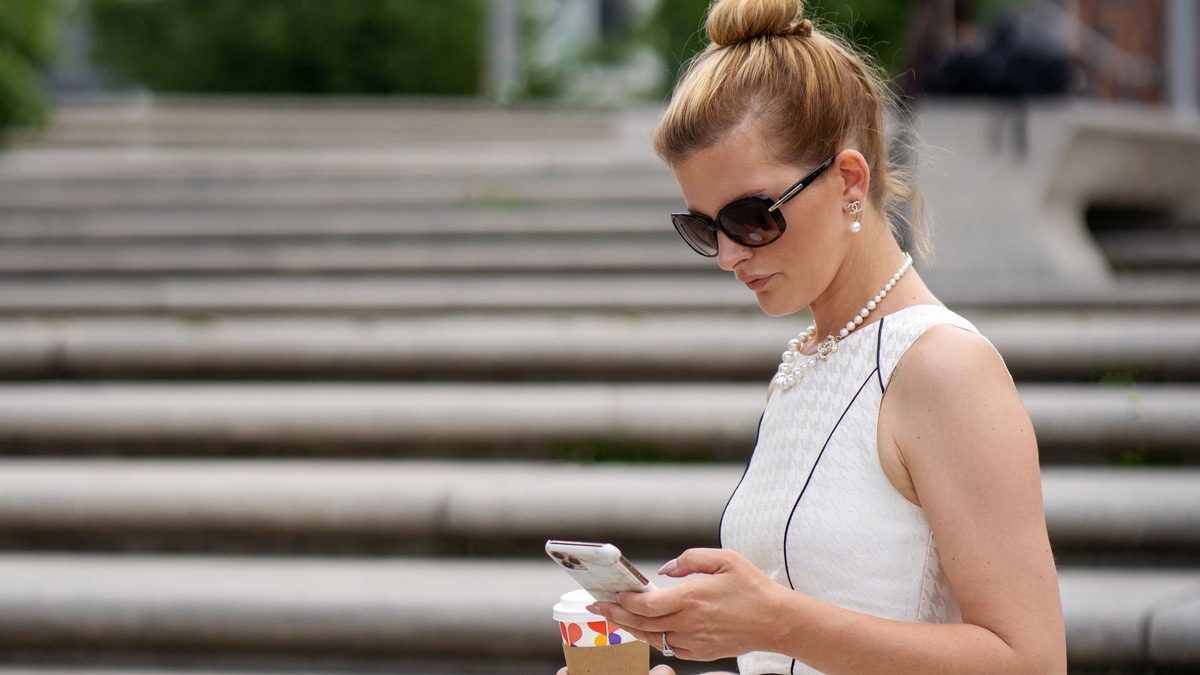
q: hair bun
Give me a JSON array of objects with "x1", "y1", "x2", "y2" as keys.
[{"x1": 706, "y1": 0, "x2": 810, "y2": 48}]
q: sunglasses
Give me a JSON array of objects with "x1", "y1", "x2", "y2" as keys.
[{"x1": 670, "y1": 155, "x2": 836, "y2": 257}]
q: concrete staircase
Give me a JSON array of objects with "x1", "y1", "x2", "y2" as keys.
[{"x1": 1, "y1": 97, "x2": 1199, "y2": 674}]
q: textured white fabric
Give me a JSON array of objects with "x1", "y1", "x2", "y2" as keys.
[{"x1": 720, "y1": 305, "x2": 979, "y2": 675}]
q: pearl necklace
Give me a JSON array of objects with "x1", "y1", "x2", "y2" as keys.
[{"x1": 774, "y1": 253, "x2": 913, "y2": 393}]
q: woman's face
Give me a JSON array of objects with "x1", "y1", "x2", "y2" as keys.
[{"x1": 671, "y1": 131, "x2": 846, "y2": 317}]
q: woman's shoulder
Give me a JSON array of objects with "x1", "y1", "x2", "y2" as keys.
[
  {"x1": 877, "y1": 303, "x2": 995, "y2": 390},
  {"x1": 881, "y1": 316, "x2": 1028, "y2": 479},
  {"x1": 899, "y1": 321, "x2": 1006, "y2": 381},
  {"x1": 884, "y1": 315, "x2": 1017, "y2": 421},
  {"x1": 881, "y1": 303, "x2": 976, "y2": 336}
]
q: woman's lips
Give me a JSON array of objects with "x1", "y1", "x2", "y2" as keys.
[{"x1": 742, "y1": 274, "x2": 772, "y2": 291}]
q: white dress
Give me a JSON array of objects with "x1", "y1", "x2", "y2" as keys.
[{"x1": 720, "y1": 305, "x2": 981, "y2": 675}]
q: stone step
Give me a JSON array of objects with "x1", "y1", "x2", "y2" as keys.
[
  {"x1": 0, "y1": 554, "x2": 584, "y2": 661},
  {"x1": 0, "y1": 236, "x2": 704, "y2": 275},
  {"x1": 0, "y1": 460, "x2": 1194, "y2": 560},
  {"x1": 1096, "y1": 228, "x2": 1200, "y2": 271},
  {"x1": 0, "y1": 273, "x2": 749, "y2": 315},
  {"x1": 0, "y1": 459, "x2": 733, "y2": 555},
  {"x1": 0, "y1": 554, "x2": 1193, "y2": 670},
  {"x1": 22, "y1": 96, "x2": 646, "y2": 148},
  {"x1": 0, "y1": 311, "x2": 1197, "y2": 382},
  {"x1": 0, "y1": 202, "x2": 672, "y2": 241},
  {"x1": 0, "y1": 665, "x2": 569, "y2": 675},
  {"x1": 1, "y1": 123, "x2": 661, "y2": 179},
  {"x1": 0, "y1": 663, "x2": 570, "y2": 675},
  {"x1": 0, "y1": 662, "x2": 561, "y2": 667},
  {"x1": 0, "y1": 383, "x2": 1196, "y2": 461},
  {"x1": 4, "y1": 219, "x2": 1198, "y2": 279},
  {"x1": 13, "y1": 233, "x2": 1200, "y2": 277},
  {"x1": 2, "y1": 273, "x2": 1200, "y2": 315},
  {"x1": 0, "y1": 165, "x2": 679, "y2": 210}
]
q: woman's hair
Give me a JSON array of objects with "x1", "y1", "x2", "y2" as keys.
[{"x1": 653, "y1": 0, "x2": 928, "y2": 256}]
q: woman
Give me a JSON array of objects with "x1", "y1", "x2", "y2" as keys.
[{"x1": 559, "y1": 0, "x2": 1066, "y2": 673}]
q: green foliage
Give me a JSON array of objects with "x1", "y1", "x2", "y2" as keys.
[
  {"x1": 552, "y1": 439, "x2": 711, "y2": 464},
  {"x1": 644, "y1": 0, "x2": 1031, "y2": 90},
  {"x1": 85, "y1": 0, "x2": 486, "y2": 95},
  {"x1": 642, "y1": 0, "x2": 710, "y2": 84},
  {"x1": 1095, "y1": 367, "x2": 1143, "y2": 385},
  {"x1": 643, "y1": 0, "x2": 918, "y2": 85},
  {"x1": 0, "y1": 0, "x2": 63, "y2": 139},
  {"x1": 806, "y1": 0, "x2": 920, "y2": 77}
]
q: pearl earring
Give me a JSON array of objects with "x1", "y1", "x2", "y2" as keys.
[{"x1": 847, "y1": 201, "x2": 863, "y2": 233}]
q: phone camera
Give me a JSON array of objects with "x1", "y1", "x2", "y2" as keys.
[{"x1": 553, "y1": 555, "x2": 586, "y2": 571}]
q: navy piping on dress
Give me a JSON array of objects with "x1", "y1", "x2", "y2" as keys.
[
  {"x1": 780, "y1": 369, "x2": 878, "y2": 590},
  {"x1": 779, "y1": 368, "x2": 879, "y2": 675},
  {"x1": 719, "y1": 412, "x2": 765, "y2": 545},
  {"x1": 875, "y1": 317, "x2": 887, "y2": 394}
]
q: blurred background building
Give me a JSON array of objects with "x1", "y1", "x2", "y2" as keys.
[{"x1": 6, "y1": 0, "x2": 1197, "y2": 112}]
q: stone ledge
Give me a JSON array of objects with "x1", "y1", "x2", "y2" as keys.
[
  {"x1": 0, "y1": 167, "x2": 680, "y2": 211},
  {"x1": 0, "y1": 383, "x2": 1196, "y2": 457},
  {"x1": 1, "y1": 311, "x2": 1198, "y2": 381},
  {"x1": 1, "y1": 274, "x2": 1199, "y2": 315},
  {"x1": 0, "y1": 203, "x2": 672, "y2": 240},
  {"x1": 0, "y1": 461, "x2": 737, "y2": 545},
  {"x1": 0, "y1": 237, "x2": 703, "y2": 275},
  {"x1": 0, "y1": 555, "x2": 1194, "y2": 666},
  {"x1": 0, "y1": 461, "x2": 1196, "y2": 552},
  {"x1": 1060, "y1": 568, "x2": 1200, "y2": 666},
  {"x1": 1150, "y1": 595, "x2": 1200, "y2": 663}
]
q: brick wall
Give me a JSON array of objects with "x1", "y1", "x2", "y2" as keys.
[{"x1": 1067, "y1": 0, "x2": 1166, "y2": 102}]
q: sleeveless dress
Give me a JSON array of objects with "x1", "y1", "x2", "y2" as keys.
[{"x1": 720, "y1": 305, "x2": 981, "y2": 675}]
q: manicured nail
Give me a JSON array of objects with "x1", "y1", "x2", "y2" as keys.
[
  {"x1": 585, "y1": 603, "x2": 602, "y2": 614},
  {"x1": 658, "y1": 558, "x2": 679, "y2": 575}
]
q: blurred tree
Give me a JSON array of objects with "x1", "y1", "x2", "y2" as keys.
[
  {"x1": 644, "y1": 0, "x2": 1023, "y2": 91},
  {"x1": 86, "y1": 0, "x2": 485, "y2": 95},
  {"x1": 0, "y1": 0, "x2": 63, "y2": 140},
  {"x1": 643, "y1": 0, "x2": 710, "y2": 84},
  {"x1": 809, "y1": 0, "x2": 921, "y2": 75}
]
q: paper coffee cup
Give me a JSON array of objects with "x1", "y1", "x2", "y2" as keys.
[{"x1": 553, "y1": 589, "x2": 648, "y2": 675}]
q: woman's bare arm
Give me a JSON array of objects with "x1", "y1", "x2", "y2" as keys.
[{"x1": 598, "y1": 325, "x2": 1066, "y2": 674}]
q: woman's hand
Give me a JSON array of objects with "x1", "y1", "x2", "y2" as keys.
[
  {"x1": 552, "y1": 662, "x2": 676, "y2": 667},
  {"x1": 589, "y1": 548, "x2": 788, "y2": 662},
  {"x1": 561, "y1": 662, "x2": 739, "y2": 667}
]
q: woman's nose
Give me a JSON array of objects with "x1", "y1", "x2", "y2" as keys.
[{"x1": 716, "y1": 231, "x2": 751, "y2": 271}]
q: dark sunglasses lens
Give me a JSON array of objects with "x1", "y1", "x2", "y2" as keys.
[
  {"x1": 719, "y1": 199, "x2": 785, "y2": 247},
  {"x1": 671, "y1": 214, "x2": 719, "y2": 257}
]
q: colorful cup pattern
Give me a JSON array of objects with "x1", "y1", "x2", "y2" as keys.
[{"x1": 559, "y1": 619, "x2": 637, "y2": 647}]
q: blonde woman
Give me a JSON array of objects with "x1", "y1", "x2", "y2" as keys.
[{"x1": 559, "y1": 0, "x2": 1066, "y2": 673}]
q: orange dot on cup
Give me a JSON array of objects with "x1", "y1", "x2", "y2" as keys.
[{"x1": 594, "y1": 634, "x2": 608, "y2": 647}]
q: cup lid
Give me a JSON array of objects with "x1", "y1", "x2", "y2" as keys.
[{"x1": 552, "y1": 588, "x2": 603, "y2": 622}]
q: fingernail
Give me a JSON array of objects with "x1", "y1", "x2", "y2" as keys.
[
  {"x1": 585, "y1": 603, "x2": 602, "y2": 614},
  {"x1": 657, "y1": 558, "x2": 679, "y2": 575}
]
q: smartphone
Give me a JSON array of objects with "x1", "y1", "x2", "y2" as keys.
[{"x1": 545, "y1": 540, "x2": 657, "y2": 603}]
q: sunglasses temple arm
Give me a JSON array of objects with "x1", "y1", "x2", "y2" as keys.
[
  {"x1": 768, "y1": 184, "x2": 804, "y2": 212},
  {"x1": 768, "y1": 155, "x2": 836, "y2": 212}
]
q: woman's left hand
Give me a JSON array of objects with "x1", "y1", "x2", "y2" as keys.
[{"x1": 589, "y1": 548, "x2": 790, "y2": 662}]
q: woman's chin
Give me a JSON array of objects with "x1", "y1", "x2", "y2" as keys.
[{"x1": 755, "y1": 296, "x2": 803, "y2": 318}]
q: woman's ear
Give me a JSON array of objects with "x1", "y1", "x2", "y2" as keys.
[{"x1": 834, "y1": 149, "x2": 871, "y2": 204}]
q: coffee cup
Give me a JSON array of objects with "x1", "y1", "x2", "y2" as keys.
[{"x1": 553, "y1": 588, "x2": 648, "y2": 674}]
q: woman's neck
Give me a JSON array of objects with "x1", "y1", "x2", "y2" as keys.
[{"x1": 806, "y1": 230, "x2": 921, "y2": 343}]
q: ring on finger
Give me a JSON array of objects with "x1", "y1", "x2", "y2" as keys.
[{"x1": 661, "y1": 632, "x2": 674, "y2": 658}]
